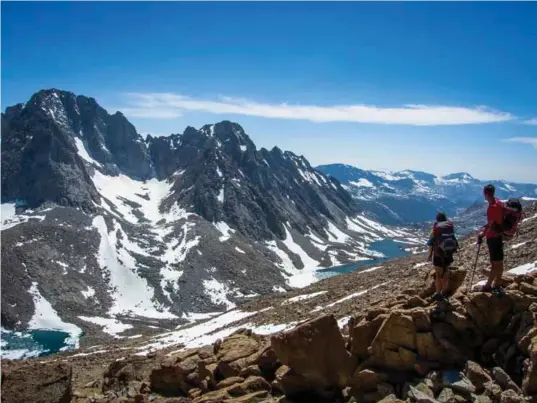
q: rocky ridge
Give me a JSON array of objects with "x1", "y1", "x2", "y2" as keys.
[
  {"x1": 2, "y1": 204, "x2": 536, "y2": 403},
  {"x1": 317, "y1": 164, "x2": 537, "y2": 225}
]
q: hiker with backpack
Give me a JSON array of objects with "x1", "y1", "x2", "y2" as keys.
[
  {"x1": 476, "y1": 184, "x2": 523, "y2": 293},
  {"x1": 427, "y1": 212, "x2": 459, "y2": 301}
]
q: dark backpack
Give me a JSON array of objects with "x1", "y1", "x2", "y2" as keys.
[
  {"x1": 433, "y1": 221, "x2": 458, "y2": 256},
  {"x1": 501, "y1": 198, "x2": 523, "y2": 240}
]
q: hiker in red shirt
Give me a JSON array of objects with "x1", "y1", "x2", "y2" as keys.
[{"x1": 477, "y1": 184, "x2": 504, "y2": 293}]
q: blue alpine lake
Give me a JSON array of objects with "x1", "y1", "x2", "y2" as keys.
[
  {"x1": 1, "y1": 329, "x2": 75, "y2": 359},
  {"x1": 315, "y1": 239, "x2": 409, "y2": 280}
]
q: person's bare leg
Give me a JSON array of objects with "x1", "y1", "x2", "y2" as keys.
[
  {"x1": 484, "y1": 261, "x2": 495, "y2": 289},
  {"x1": 441, "y1": 269, "x2": 450, "y2": 295},
  {"x1": 435, "y1": 267, "x2": 442, "y2": 293}
]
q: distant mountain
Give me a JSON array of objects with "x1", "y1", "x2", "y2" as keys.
[
  {"x1": 317, "y1": 164, "x2": 537, "y2": 225},
  {"x1": 1, "y1": 89, "x2": 415, "y2": 344}
]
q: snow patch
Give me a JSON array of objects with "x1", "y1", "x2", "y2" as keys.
[
  {"x1": 297, "y1": 168, "x2": 322, "y2": 186},
  {"x1": 325, "y1": 221, "x2": 351, "y2": 243},
  {"x1": 282, "y1": 291, "x2": 327, "y2": 305},
  {"x1": 74, "y1": 138, "x2": 102, "y2": 167},
  {"x1": 54, "y1": 260, "x2": 69, "y2": 275},
  {"x1": 214, "y1": 221, "x2": 235, "y2": 242},
  {"x1": 239, "y1": 145, "x2": 247, "y2": 152},
  {"x1": 78, "y1": 316, "x2": 133, "y2": 338},
  {"x1": 181, "y1": 312, "x2": 221, "y2": 323},
  {"x1": 91, "y1": 170, "x2": 188, "y2": 225},
  {"x1": 235, "y1": 247, "x2": 246, "y2": 254},
  {"x1": 217, "y1": 187, "x2": 225, "y2": 203},
  {"x1": 345, "y1": 217, "x2": 376, "y2": 236},
  {"x1": 1, "y1": 204, "x2": 46, "y2": 230},
  {"x1": 305, "y1": 231, "x2": 329, "y2": 252},
  {"x1": 1, "y1": 203, "x2": 16, "y2": 224},
  {"x1": 508, "y1": 261, "x2": 537, "y2": 276},
  {"x1": 28, "y1": 282, "x2": 82, "y2": 349},
  {"x1": 92, "y1": 215, "x2": 176, "y2": 319},
  {"x1": 337, "y1": 316, "x2": 351, "y2": 329},
  {"x1": 354, "y1": 215, "x2": 402, "y2": 238},
  {"x1": 203, "y1": 278, "x2": 236, "y2": 309},
  {"x1": 137, "y1": 309, "x2": 267, "y2": 352},
  {"x1": 246, "y1": 322, "x2": 298, "y2": 335},
  {"x1": 282, "y1": 226, "x2": 319, "y2": 270},
  {"x1": 310, "y1": 282, "x2": 389, "y2": 312},
  {"x1": 1, "y1": 348, "x2": 42, "y2": 360},
  {"x1": 361, "y1": 266, "x2": 382, "y2": 273},
  {"x1": 349, "y1": 178, "x2": 374, "y2": 188},
  {"x1": 81, "y1": 286, "x2": 95, "y2": 299},
  {"x1": 503, "y1": 183, "x2": 516, "y2": 192}
]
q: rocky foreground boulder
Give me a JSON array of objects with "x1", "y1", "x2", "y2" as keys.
[
  {"x1": 1, "y1": 361, "x2": 72, "y2": 403},
  {"x1": 3, "y1": 270, "x2": 537, "y2": 403}
]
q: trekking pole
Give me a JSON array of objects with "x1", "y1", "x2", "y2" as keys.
[{"x1": 468, "y1": 242, "x2": 482, "y2": 291}]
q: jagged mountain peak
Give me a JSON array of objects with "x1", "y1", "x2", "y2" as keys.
[{"x1": 197, "y1": 121, "x2": 256, "y2": 153}]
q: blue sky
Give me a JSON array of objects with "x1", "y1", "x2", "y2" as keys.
[{"x1": 2, "y1": 2, "x2": 537, "y2": 182}]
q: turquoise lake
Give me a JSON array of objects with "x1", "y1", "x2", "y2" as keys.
[
  {"x1": 316, "y1": 239, "x2": 409, "y2": 280},
  {"x1": 1, "y1": 329, "x2": 74, "y2": 359}
]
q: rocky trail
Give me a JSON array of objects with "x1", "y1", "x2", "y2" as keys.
[{"x1": 2, "y1": 203, "x2": 537, "y2": 403}]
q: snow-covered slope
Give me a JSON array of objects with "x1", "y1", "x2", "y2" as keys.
[{"x1": 318, "y1": 164, "x2": 537, "y2": 224}]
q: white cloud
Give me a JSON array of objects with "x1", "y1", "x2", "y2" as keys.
[
  {"x1": 120, "y1": 108, "x2": 182, "y2": 119},
  {"x1": 504, "y1": 137, "x2": 537, "y2": 149},
  {"x1": 118, "y1": 92, "x2": 514, "y2": 126},
  {"x1": 523, "y1": 118, "x2": 537, "y2": 125}
]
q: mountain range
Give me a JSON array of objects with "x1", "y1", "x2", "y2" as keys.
[
  {"x1": 317, "y1": 164, "x2": 537, "y2": 225},
  {"x1": 0, "y1": 89, "x2": 415, "y2": 345}
]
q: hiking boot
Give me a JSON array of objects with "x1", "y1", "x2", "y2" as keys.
[
  {"x1": 476, "y1": 285, "x2": 493, "y2": 293},
  {"x1": 432, "y1": 292, "x2": 444, "y2": 301},
  {"x1": 431, "y1": 306, "x2": 447, "y2": 320},
  {"x1": 492, "y1": 286, "x2": 506, "y2": 297}
]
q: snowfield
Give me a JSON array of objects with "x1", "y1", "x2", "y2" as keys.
[
  {"x1": 281, "y1": 291, "x2": 327, "y2": 305},
  {"x1": 78, "y1": 316, "x2": 133, "y2": 338},
  {"x1": 28, "y1": 282, "x2": 82, "y2": 350},
  {"x1": 1, "y1": 203, "x2": 46, "y2": 230},
  {"x1": 92, "y1": 215, "x2": 177, "y2": 319},
  {"x1": 137, "y1": 308, "x2": 273, "y2": 354}
]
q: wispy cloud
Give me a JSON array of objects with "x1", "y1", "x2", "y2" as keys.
[
  {"x1": 523, "y1": 118, "x2": 537, "y2": 125},
  {"x1": 504, "y1": 137, "x2": 537, "y2": 149},
  {"x1": 118, "y1": 92, "x2": 514, "y2": 126}
]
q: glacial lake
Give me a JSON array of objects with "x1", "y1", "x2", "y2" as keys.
[
  {"x1": 1, "y1": 329, "x2": 74, "y2": 360},
  {"x1": 315, "y1": 239, "x2": 409, "y2": 280}
]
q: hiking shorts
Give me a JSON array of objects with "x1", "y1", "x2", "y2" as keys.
[
  {"x1": 487, "y1": 236, "x2": 504, "y2": 262},
  {"x1": 433, "y1": 254, "x2": 453, "y2": 274}
]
